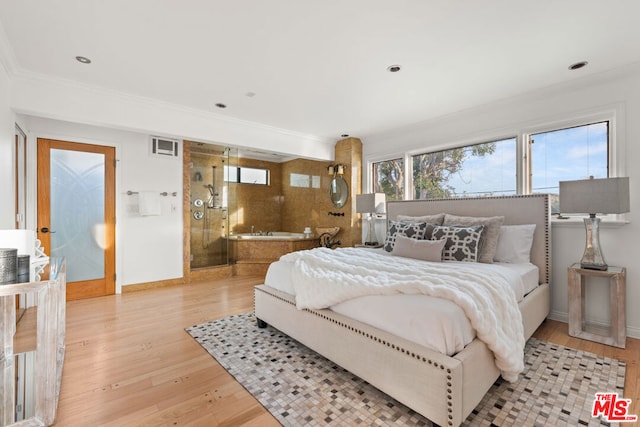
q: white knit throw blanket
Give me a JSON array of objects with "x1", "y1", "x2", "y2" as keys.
[{"x1": 280, "y1": 247, "x2": 525, "y2": 382}]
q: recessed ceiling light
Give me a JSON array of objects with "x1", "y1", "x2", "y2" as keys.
[
  {"x1": 568, "y1": 61, "x2": 588, "y2": 70},
  {"x1": 245, "y1": 92, "x2": 256, "y2": 98},
  {"x1": 215, "y1": 103, "x2": 227, "y2": 109},
  {"x1": 386, "y1": 64, "x2": 402, "y2": 73},
  {"x1": 75, "y1": 56, "x2": 91, "y2": 64},
  {"x1": 341, "y1": 134, "x2": 350, "y2": 138}
]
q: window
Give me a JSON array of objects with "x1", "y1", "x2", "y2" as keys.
[
  {"x1": 373, "y1": 158, "x2": 404, "y2": 201},
  {"x1": 367, "y1": 119, "x2": 612, "y2": 215},
  {"x1": 224, "y1": 165, "x2": 270, "y2": 185},
  {"x1": 530, "y1": 121, "x2": 609, "y2": 214},
  {"x1": 290, "y1": 173, "x2": 321, "y2": 188},
  {"x1": 412, "y1": 138, "x2": 516, "y2": 199}
]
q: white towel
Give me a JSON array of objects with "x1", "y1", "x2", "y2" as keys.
[{"x1": 138, "y1": 191, "x2": 161, "y2": 216}]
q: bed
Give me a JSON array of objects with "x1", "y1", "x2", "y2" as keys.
[{"x1": 254, "y1": 194, "x2": 550, "y2": 426}]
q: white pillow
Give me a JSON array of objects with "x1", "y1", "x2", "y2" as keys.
[
  {"x1": 494, "y1": 224, "x2": 536, "y2": 263},
  {"x1": 392, "y1": 235, "x2": 446, "y2": 262}
]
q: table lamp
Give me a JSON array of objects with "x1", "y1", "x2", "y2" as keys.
[
  {"x1": 355, "y1": 193, "x2": 386, "y2": 246},
  {"x1": 559, "y1": 176, "x2": 629, "y2": 270}
]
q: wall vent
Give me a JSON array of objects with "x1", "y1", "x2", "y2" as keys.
[{"x1": 150, "y1": 136, "x2": 180, "y2": 158}]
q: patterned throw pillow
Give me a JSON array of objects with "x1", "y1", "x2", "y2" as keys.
[
  {"x1": 431, "y1": 225, "x2": 485, "y2": 262},
  {"x1": 383, "y1": 221, "x2": 429, "y2": 252},
  {"x1": 443, "y1": 214, "x2": 504, "y2": 263}
]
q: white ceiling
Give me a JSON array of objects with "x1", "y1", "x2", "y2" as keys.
[{"x1": 1, "y1": 1, "x2": 640, "y2": 141}]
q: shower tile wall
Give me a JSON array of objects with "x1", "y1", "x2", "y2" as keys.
[
  {"x1": 233, "y1": 158, "x2": 283, "y2": 234},
  {"x1": 281, "y1": 158, "x2": 336, "y2": 235},
  {"x1": 189, "y1": 137, "x2": 362, "y2": 270},
  {"x1": 190, "y1": 153, "x2": 229, "y2": 268},
  {"x1": 232, "y1": 156, "x2": 358, "y2": 240}
]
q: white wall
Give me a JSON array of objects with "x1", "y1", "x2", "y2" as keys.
[
  {"x1": 10, "y1": 74, "x2": 335, "y2": 161},
  {"x1": 0, "y1": 61, "x2": 14, "y2": 228},
  {"x1": 363, "y1": 65, "x2": 640, "y2": 338},
  {"x1": 22, "y1": 117, "x2": 183, "y2": 290}
]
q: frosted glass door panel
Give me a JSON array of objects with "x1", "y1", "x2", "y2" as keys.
[{"x1": 50, "y1": 149, "x2": 105, "y2": 282}]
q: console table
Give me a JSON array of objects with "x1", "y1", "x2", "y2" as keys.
[
  {"x1": 0, "y1": 258, "x2": 66, "y2": 426},
  {"x1": 567, "y1": 263, "x2": 626, "y2": 348}
]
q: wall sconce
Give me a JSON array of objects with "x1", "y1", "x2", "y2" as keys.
[{"x1": 327, "y1": 164, "x2": 345, "y2": 176}]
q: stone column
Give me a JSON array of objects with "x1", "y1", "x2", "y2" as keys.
[{"x1": 334, "y1": 137, "x2": 362, "y2": 247}]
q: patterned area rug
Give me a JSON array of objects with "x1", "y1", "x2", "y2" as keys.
[{"x1": 186, "y1": 313, "x2": 626, "y2": 426}]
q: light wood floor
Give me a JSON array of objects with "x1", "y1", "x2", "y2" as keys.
[{"x1": 48, "y1": 277, "x2": 639, "y2": 426}]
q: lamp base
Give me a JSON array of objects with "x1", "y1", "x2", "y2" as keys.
[
  {"x1": 580, "y1": 262, "x2": 608, "y2": 271},
  {"x1": 579, "y1": 215, "x2": 608, "y2": 271},
  {"x1": 363, "y1": 214, "x2": 379, "y2": 247}
]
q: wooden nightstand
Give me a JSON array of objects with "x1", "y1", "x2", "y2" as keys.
[{"x1": 567, "y1": 263, "x2": 626, "y2": 348}]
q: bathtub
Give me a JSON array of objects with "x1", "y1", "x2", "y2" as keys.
[
  {"x1": 229, "y1": 232, "x2": 308, "y2": 240},
  {"x1": 227, "y1": 232, "x2": 317, "y2": 276}
]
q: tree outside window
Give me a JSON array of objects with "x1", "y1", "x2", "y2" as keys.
[
  {"x1": 373, "y1": 158, "x2": 404, "y2": 201},
  {"x1": 412, "y1": 138, "x2": 516, "y2": 199}
]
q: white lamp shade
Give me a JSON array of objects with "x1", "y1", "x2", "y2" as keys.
[
  {"x1": 559, "y1": 177, "x2": 630, "y2": 215},
  {"x1": 355, "y1": 193, "x2": 386, "y2": 214}
]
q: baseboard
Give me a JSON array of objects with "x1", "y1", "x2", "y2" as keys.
[
  {"x1": 548, "y1": 309, "x2": 640, "y2": 340},
  {"x1": 548, "y1": 310, "x2": 568, "y2": 324},
  {"x1": 122, "y1": 278, "x2": 185, "y2": 293}
]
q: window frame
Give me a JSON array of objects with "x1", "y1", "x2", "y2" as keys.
[
  {"x1": 371, "y1": 156, "x2": 406, "y2": 201},
  {"x1": 224, "y1": 165, "x2": 270, "y2": 185},
  {"x1": 365, "y1": 107, "x2": 625, "y2": 222},
  {"x1": 410, "y1": 136, "x2": 518, "y2": 200}
]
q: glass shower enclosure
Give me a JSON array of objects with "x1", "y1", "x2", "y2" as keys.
[{"x1": 189, "y1": 143, "x2": 237, "y2": 269}]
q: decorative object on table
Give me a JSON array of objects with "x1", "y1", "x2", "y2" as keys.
[
  {"x1": 0, "y1": 248, "x2": 18, "y2": 283},
  {"x1": 559, "y1": 176, "x2": 630, "y2": 270},
  {"x1": 303, "y1": 227, "x2": 312, "y2": 238},
  {"x1": 187, "y1": 313, "x2": 626, "y2": 427},
  {"x1": 17, "y1": 254, "x2": 30, "y2": 283},
  {"x1": 355, "y1": 193, "x2": 386, "y2": 246}
]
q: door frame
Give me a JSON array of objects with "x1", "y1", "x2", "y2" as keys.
[{"x1": 37, "y1": 138, "x2": 117, "y2": 300}]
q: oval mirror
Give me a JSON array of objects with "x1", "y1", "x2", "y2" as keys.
[{"x1": 329, "y1": 176, "x2": 348, "y2": 208}]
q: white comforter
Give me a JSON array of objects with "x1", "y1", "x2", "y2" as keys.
[{"x1": 280, "y1": 247, "x2": 525, "y2": 382}]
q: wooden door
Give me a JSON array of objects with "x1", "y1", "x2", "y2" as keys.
[{"x1": 37, "y1": 138, "x2": 116, "y2": 300}]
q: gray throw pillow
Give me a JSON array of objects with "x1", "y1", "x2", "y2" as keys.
[{"x1": 443, "y1": 214, "x2": 504, "y2": 263}]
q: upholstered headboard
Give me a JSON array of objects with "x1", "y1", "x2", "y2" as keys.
[{"x1": 386, "y1": 194, "x2": 551, "y2": 285}]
